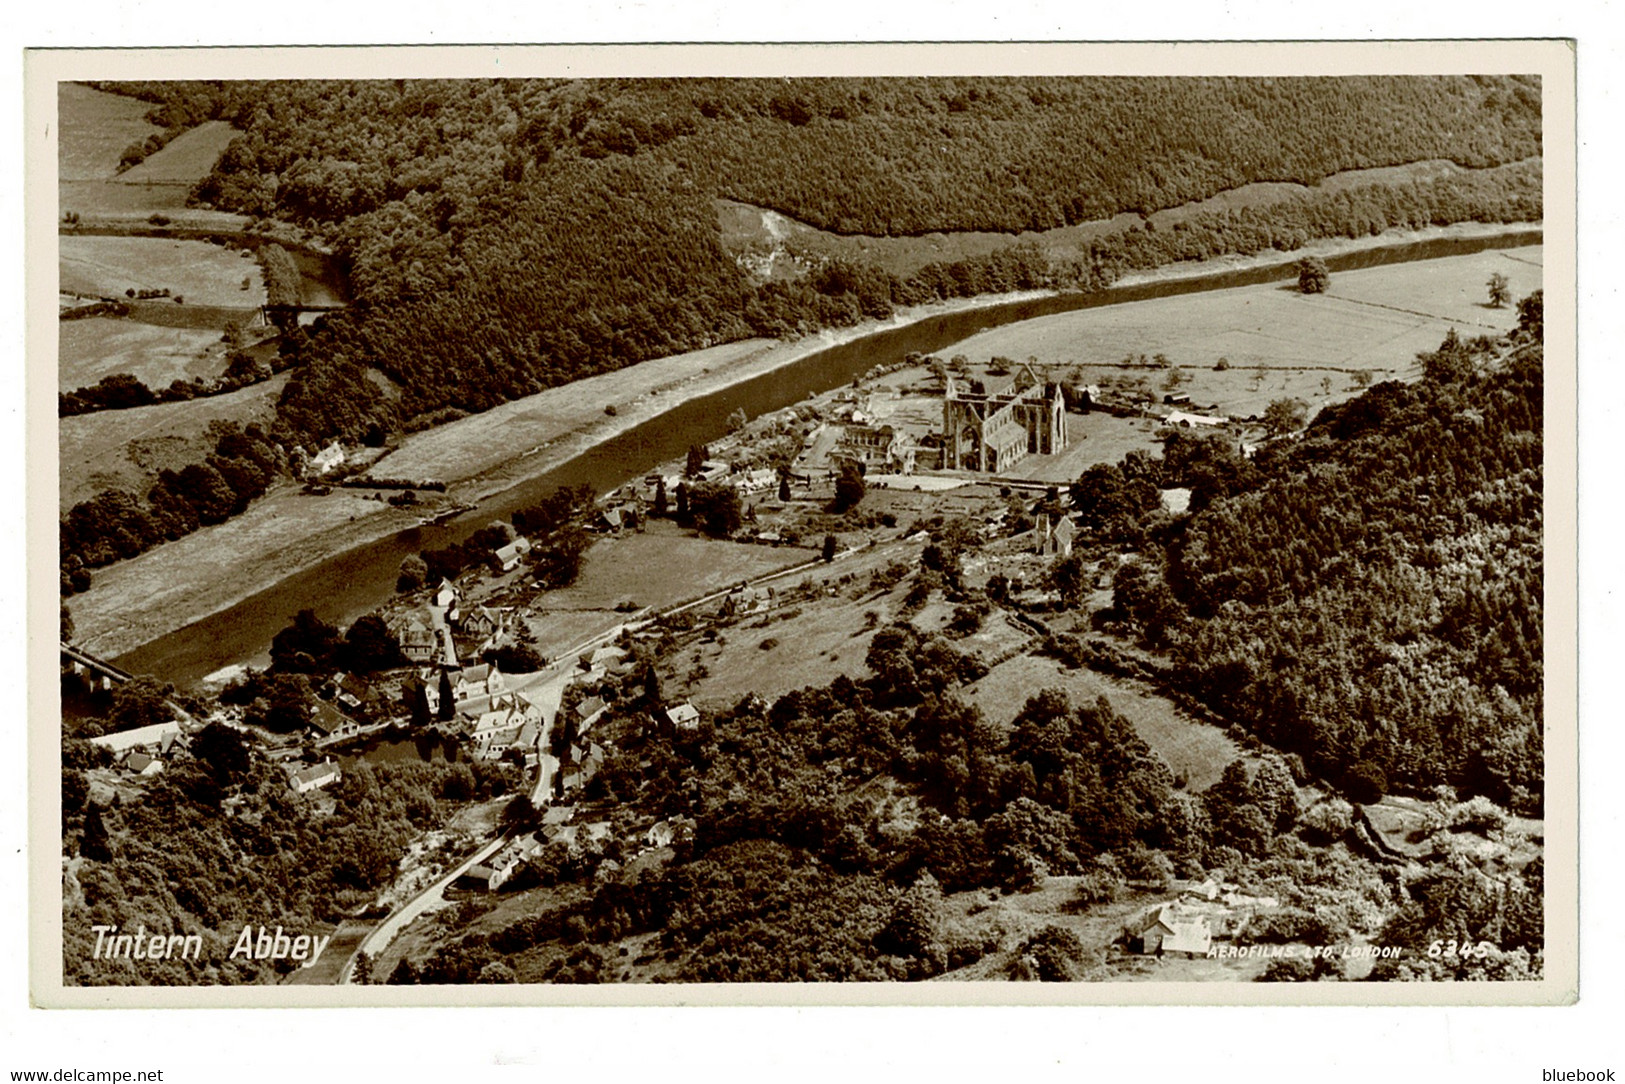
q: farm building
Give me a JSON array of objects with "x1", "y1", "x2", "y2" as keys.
[
  {"x1": 310, "y1": 442, "x2": 346, "y2": 476},
  {"x1": 123, "y1": 751, "x2": 164, "y2": 777},
  {"x1": 90, "y1": 720, "x2": 183, "y2": 757},
  {"x1": 666, "y1": 702, "x2": 701, "y2": 730},
  {"x1": 1125, "y1": 903, "x2": 1213, "y2": 957}
]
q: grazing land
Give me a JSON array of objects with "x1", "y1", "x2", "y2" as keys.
[
  {"x1": 964, "y1": 652, "x2": 1241, "y2": 791},
  {"x1": 58, "y1": 319, "x2": 226, "y2": 392},
  {"x1": 117, "y1": 120, "x2": 240, "y2": 184},
  {"x1": 534, "y1": 523, "x2": 815, "y2": 616},
  {"x1": 945, "y1": 246, "x2": 1542, "y2": 377},
  {"x1": 60, "y1": 235, "x2": 265, "y2": 309},
  {"x1": 58, "y1": 373, "x2": 287, "y2": 511}
]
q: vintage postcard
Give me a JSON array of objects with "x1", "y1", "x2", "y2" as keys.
[{"x1": 26, "y1": 40, "x2": 1577, "y2": 1007}]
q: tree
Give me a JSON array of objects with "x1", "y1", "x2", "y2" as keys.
[
  {"x1": 832, "y1": 460, "x2": 866, "y2": 513},
  {"x1": 341, "y1": 614, "x2": 405, "y2": 672},
  {"x1": 437, "y1": 670, "x2": 455, "y2": 721},
  {"x1": 80, "y1": 803, "x2": 112, "y2": 862},
  {"x1": 1517, "y1": 290, "x2": 1543, "y2": 339},
  {"x1": 1262, "y1": 398, "x2": 1307, "y2": 437},
  {"x1": 397, "y1": 555, "x2": 428, "y2": 593},
  {"x1": 822, "y1": 534, "x2": 838, "y2": 563},
  {"x1": 1486, "y1": 271, "x2": 1512, "y2": 308},
  {"x1": 689, "y1": 482, "x2": 743, "y2": 538},
  {"x1": 106, "y1": 676, "x2": 174, "y2": 733},
  {"x1": 1296, "y1": 256, "x2": 1330, "y2": 294},
  {"x1": 270, "y1": 609, "x2": 342, "y2": 673},
  {"x1": 685, "y1": 444, "x2": 709, "y2": 478},
  {"x1": 653, "y1": 476, "x2": 668, "y2": 517},
  {"x1": 674, "y1": 481, "x2": 690, "y2": 522},
  {"x1": 1050, "y1": 552, "x2": 1089, "y2": 607},
  {"x1": 192, "y1": 722, "x2": 250, "y2": 781},
  {"x1": 777, "y1": 472, "x2": 792, "y2": 502}
]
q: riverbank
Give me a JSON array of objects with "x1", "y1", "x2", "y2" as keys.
[
  {"x1": 67, "y1": 288, "x2": 1044, "y2": 661},
  {"x1": 69, "y1": 219, "x2": 1539, "y2": 667}
]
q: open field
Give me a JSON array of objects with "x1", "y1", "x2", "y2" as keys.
[
  {"x1": 59, "y1": 373, "x2": 287, "y2": 510},
  {"x1": 539, "y1": 522, "x2": 816, "y2": 615},
  {"x1": 57, "y1": 84, "x2": 247, "y2": 226},
  {"x1": 60, "y1": 235, "x2": 265, "y2": 308},
  {"x1": 118, "y1": 121, "x2": 239, "y2": 184},
  {"x1": 964, "y1": 652, "x2": 1241, "y2": 791},
  {"x1": 943, "y1": 246, "x2": 1542, "y2": 377},
  {"x1": 58, "y1": 83, "x2": 160, "y2": 181},
  {"x1": 58, "y1": 318, "x2": 226, "y2": 391}
]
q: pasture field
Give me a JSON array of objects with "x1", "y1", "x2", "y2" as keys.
[
  {"x1": 60, "y1": 235, "x2": 265, "y2": 308},
  {"x1": 58, "y1": 318, "x2": 225, "y2": 391},
  {"x1": 943, "y1": 246, "x2": 1542, "y2": 377},
  {"x1": 538, "y1": 521, "x2": 816, "y2": 616},
  {"x1": 59, "y1": 373, "x2": 287, "y2": 511},
  {"x1": 118, "y1": 121, "x2": 239, "y2": 184},
  {"x1": 58, "y1": 83, "x2": 160, "y2": 181},
  {"x1": 964, "y1": 652, "x2": 1241, "y2": 791}
]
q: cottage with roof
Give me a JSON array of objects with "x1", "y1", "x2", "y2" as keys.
[
  {"x1": 124, "y1": 751, "x2": 164, "y2": 777},
  {"x1": 288, "y1": 760, "x2": 342, "y2": 795},
  {"x1": 452, "y1": 662, "x2": 505, "y2": 704},
  {"x1": 1034, "y1": 511, "x2": 1077, "y2": 558},
  {"x1": 393, "y1": 613, "x2": 438, "y2": 663},
  {"x1": 666, "y1": 702, "x2": 701, "y2": 730},
  {"x1": 1125, "y1": 903, "x2": 1213, "y2": 957},
  {"x1": 494, "y1": 537, "x2": 533, "y2": 573}
]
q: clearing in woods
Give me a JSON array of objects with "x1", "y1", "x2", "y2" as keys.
[{"x1": 964, "y1": 652, "x2": 1242, "y2": 792}]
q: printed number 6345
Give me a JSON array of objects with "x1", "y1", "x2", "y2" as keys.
[{"x1": 1426, "y1": 940, "x2": 1496, "y2": 958}]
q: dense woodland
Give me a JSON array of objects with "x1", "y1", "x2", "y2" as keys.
[
  {"x1": 1074, "y1": 297, "x2": 1545, "y2": 813},
  {"x1": 62, "y1": 77, "x2": 1542, "y2": 586}
]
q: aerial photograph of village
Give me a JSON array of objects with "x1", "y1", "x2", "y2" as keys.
[{"x1": 52, "y1": 70, "x2": 1549, "y2": 989}]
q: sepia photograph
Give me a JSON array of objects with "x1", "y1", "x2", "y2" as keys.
[{"x1": 26, "y1": 40, "x2": 1577, "y2": 1011}]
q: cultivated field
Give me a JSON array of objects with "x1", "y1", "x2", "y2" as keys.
[
  {"x1": 57, "y1": 83, "x2": 247, "y2": 226},
  {"x1": 964, "y1": 652, "x2": 1241, "y2": 791},
  {"x1": 59, "y1": 373, "x2": 287, "y2": 510},
  {"x1": 118, "y1": 121, "x2": 239, "y2": 184},
  {"x1": 57, "y1": 82, "x2": 160, "y2": 181},
  {"x1": 60, "y1": 235, "x2": 265, "y2": 308},
  {"x1": 58, "y1": 318, "x2": 226, "y2": 391}
]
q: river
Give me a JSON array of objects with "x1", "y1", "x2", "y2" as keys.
[{"x1": 112, "y1": 228, "x2": 1541, "y2": 688}]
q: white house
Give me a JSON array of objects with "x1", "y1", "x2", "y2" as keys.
[
  {"x1": 311, "y1": 442, "x2": 346, "y2": 476},
  {"x1": 288, "y1": 760, "x2": 342, "y2": 795},
  {"x1": 494, "y1": 537, "x2": 532, "y2": 572},
  {"x1": 666, "y1": 702, "x2": 701, "y2": 730}
]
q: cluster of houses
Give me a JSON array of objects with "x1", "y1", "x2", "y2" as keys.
[{"x1": 463, "y1": 805, "x2": 699, "y2": 892}]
